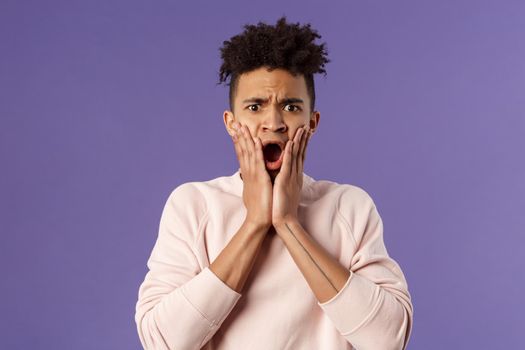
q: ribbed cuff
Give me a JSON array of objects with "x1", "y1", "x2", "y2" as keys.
[
  {"x1": 180, "y1": 266, "x2": 242, "y2": 326},
  {"x1": 317, "y1": 271, "x2": 382, "y2": 335}
]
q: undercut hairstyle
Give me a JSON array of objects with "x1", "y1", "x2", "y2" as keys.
[{"x1": 217, "y1": 15, "x2": 330, "y2": 114}]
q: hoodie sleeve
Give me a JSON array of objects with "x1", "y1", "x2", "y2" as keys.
[
  {"x1": 317, "y1": 186, "x2": 413, "y2": 350},
  {"x1": 134, "y1": 183, "x2": 242, "y2": 350}
]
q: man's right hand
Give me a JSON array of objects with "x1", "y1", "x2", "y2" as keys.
[{"x1": 231, "y1": 122, "x2": 273, "y2": 230}]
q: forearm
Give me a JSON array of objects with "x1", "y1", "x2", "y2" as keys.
[
  {"x1": 136, "y1": 219, "x2": 270, "y2": 349},
  {"x1": 274, "y1": 210, "x2": 413, "y2": 350},
  {"x1": 274, "y1": 218, "x2": 350, "y2": 303},
  {"x1": 210, "y1": 219, "x2": 271, "y2": 293}
]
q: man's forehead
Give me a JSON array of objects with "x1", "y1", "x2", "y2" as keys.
[{"x1": 236, "y1": 69, "x2": 307, "y2": 99}]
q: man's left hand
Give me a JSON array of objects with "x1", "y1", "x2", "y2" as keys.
[{"x1": 272, "y1": 125, "x2": 312, "y2": 229}]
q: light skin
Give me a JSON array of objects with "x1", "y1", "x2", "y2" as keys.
[{"x1": 210, "y1": 66, "x2": 350, "y2": 303}]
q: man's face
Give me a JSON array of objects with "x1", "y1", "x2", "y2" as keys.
[{"x1": 223, "y1": 66, "x2": 320, "y2": 180}]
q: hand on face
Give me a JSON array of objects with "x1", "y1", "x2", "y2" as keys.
[
  {"x1": 231, "y1": 122, "x2": 273, "y2": 229},
  {"x1": 272, "y1": 125, "x2": 312, "y2": 227}
]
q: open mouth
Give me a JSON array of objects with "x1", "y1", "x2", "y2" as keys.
[{"x1": 263, "y1": 143, "x2": 284, "y2": 170}]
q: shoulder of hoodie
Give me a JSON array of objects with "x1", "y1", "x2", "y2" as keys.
[
  {"x1": 308, "y1": 177, "x2": 377, "y2": 212},
  {"x1": 164, "y1": 173, "x2": 237, "y2": 216}
]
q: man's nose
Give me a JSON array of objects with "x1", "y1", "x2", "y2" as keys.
[{"x1": 262, "y1": 106, "x2": 286, "y2": 132}]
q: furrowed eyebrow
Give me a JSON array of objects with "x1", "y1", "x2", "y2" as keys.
[
  {"x1": 280, "y1": 97, "x2": 304, "y2": 104},
  {"x1": 242, "y1": 97, "x2": 304, "y2": 105}
]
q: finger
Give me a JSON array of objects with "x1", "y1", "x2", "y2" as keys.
[
  {"x1": 291, "y1": 127, "x2": 303, "y2": 176},
  {"x1": 298, "y1": 126, "x2": 308, "y2": 174},
  {"x1": 232, "y1": 127, "x2": 247, "y2": 171},
  {"x1": 253, "y1": 137, "x2": 266, "y2": 172},
  {"x1": 303, "y1": 129, "x2": 312, "y2": 164},
  {"x1": 243, "y1": 125, "x2": 255, "y2": 157},
  {"x1": 280, "y1": 140, "x2": 293, "y2": 178},
  {"x1": 242, "y1": 125, "x2": 257, "y2": 170},
  {"x1": 237, "y1": 125, "x2": 251, "y2": 172},
  {"x1": 303, "y1": 128, "x2": 313, "y2": 159}
]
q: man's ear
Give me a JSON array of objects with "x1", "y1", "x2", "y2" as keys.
[
  {"x1": 223, "y1": 110, "x2": 236, "y2": 136},
  {"x1": 309, "y1": 110, "x2": 320, "y2": 134}
]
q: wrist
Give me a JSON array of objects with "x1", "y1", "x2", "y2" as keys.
[
  {"x1": 273, "y1": 216, "x2": 299, "y2": 231},
  {"x1": 244, "y1": 218, "x2": 272, "y2": 232}
]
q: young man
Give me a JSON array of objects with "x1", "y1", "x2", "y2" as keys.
[{"x1": 135, "y1": 16, "x2": 413, "y2": 350}]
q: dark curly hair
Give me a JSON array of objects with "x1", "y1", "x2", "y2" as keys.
[{"x1": 217, "y1": 15, "x2": 330, "y2": 113}]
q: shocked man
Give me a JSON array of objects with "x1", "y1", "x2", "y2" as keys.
[{"x1": 135, "y1": 16, "x2": 413, "y2": 350}]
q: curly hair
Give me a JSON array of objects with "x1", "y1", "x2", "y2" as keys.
[{"x1": 217, "y1": 15, "x2": 330, "y2": 113}]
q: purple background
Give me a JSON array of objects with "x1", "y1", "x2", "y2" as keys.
[{"x1": 1, "y1": 1, "x2": 523, "y2": 349}]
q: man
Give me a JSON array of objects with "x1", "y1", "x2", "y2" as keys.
[{"x1": 135, "y1": 16, "x2": 413, "y2": 350}]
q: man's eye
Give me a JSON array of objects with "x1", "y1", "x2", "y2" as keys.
[
  {"x1": 284, "y1": 104, "x2": 301, "y2": 112},
  {"x1": 247, "y1": 104, "x2": 260, "y2": 112}
]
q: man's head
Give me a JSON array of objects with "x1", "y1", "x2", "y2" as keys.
[{"x1": 218, "y1": 16, "x2": 330, "y2": 178}]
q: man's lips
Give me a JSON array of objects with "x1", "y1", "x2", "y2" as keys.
[
  {"x1": 261, "y1": 139, "x2": 286, "y2": 151},
  {"x1": 261, "y1": 139, "x2": 286, "y2": 170},
  {"x1": 264, "y1": 147, "x2": 284, "y2": 170}
]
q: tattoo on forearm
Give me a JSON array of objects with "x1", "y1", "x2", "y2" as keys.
[{"x1": 284, "y1": 223, "x2": 338, "y2": 293}]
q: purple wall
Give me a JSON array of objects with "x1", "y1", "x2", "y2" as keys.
[{"x1": 1, "y1": 1, "x2": 523, "y2": 349}]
